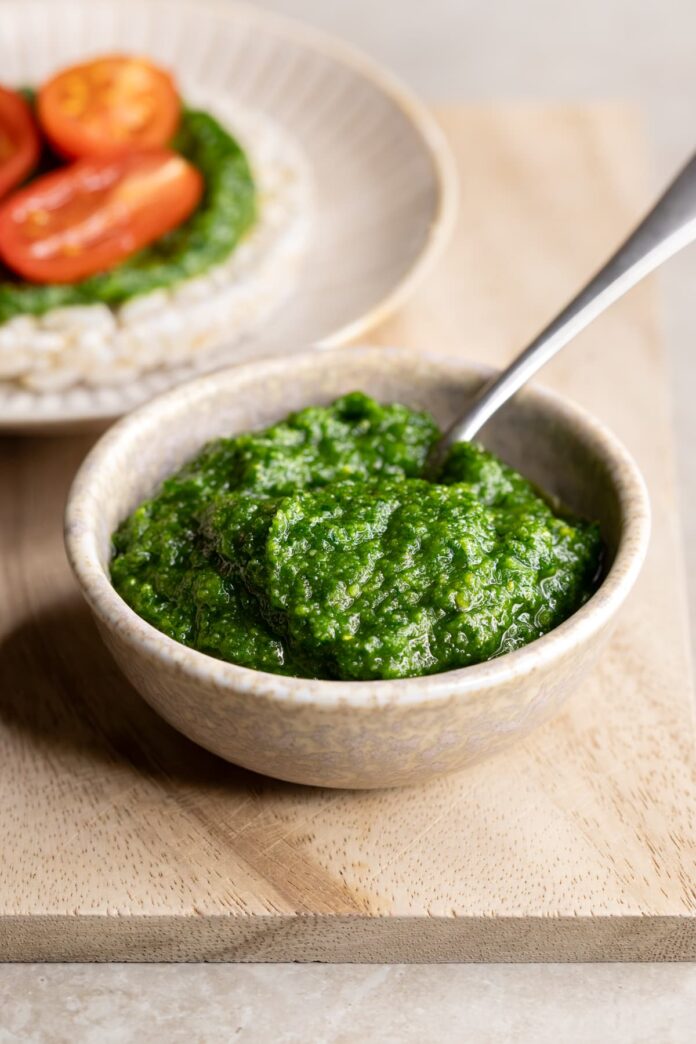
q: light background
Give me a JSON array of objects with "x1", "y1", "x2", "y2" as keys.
[{"x1": 2, "y1": 1, "x2": 695, "y2": 1040}]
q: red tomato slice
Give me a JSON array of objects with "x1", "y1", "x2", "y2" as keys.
[
  {"x1": 37, "y1": 55, "x2": 181, "y2": 159},
  {"x1": 0, "y1": 149, "x2": 202, "y2": 284},
  {"x1": 0, "y1": 86, "x2": 40, "y2": 199}
]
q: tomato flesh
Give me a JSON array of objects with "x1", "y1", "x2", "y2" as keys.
[
  {"x1": 0, "y1": 86, "x2": 40, "y2": 199},
  {"x1": 38, "y1": 55, "x2": 181, "y2": 159},
  {"x1": 0, "y1": 149, "x2": 202, "y2": 283}
]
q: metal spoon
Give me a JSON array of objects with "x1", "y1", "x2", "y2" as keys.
[{"x1": 430, "y1": 149, "x2": 696, "y2": 470}]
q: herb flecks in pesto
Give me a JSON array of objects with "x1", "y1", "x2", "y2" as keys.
[
  {"x1": 0, "y1": 109, "x2": 256, "y2": 323},
  {"x1": 111, "y1": 393, "x2": 602, "y2": 680}
]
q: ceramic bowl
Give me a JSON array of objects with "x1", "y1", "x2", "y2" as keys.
[{"x1": 65, "y1": 347, "x2": 650, "y2": 789}]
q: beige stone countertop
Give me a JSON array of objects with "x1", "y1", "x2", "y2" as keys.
[
  {"x1": 2, "y1": 0, "x2": 696, "y2": 1039},
  {"x1": 1, "y1": 964, "x2": 695, "y2": 1042}
]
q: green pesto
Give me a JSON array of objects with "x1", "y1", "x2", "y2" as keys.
[
  {"x1": 111, "y1": 393, "x2": 602, "y2": 680},
  {"x1": 0, "y1": 108, "x2": 257, "y2": 323}
]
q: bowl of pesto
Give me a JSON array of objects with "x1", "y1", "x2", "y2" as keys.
[{"x1": 65, "y1": 347, "x2": 650, "y2": 788}]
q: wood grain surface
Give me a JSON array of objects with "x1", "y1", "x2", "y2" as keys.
[{"x1": 1, "y1": 106, "x2": 695, "y2": 962}]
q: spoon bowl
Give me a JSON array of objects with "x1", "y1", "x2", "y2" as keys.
[{"x1": 65, "y1": 346, "x2": 650, "y2": 788}]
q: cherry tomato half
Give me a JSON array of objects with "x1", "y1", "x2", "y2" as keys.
[
  {"x1": 37, "y1": 55, "x2": 181, "y2": 159},
  {"x1": 0, "y1": 86, "x2": 40, "y2": 199},
  {"x1": 0, "y1": 149, "x2": 202, "y2": 284}
]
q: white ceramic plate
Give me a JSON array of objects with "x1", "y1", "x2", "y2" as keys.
[{"x1": 0, "y1": 0, "x2": 457, "y2": 432}]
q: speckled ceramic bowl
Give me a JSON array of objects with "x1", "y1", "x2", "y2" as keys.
[{"x1": 65, "y1": 347, "x2": 650, "y2": 789}]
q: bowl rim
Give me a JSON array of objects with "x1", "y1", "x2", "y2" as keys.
[
  {"x1": 0, "y1": 0, "x2": 458, "y2": 431},
  {"x1": 65, "y1": 345, "x2": 651, "y2": 710}
]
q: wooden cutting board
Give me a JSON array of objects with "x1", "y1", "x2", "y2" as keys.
[{"x1": 1, "y1": 106, "x2": 695, "y2": 962}]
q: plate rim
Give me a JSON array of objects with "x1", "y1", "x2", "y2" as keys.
[{"x1": 0, "y1": 0, "x2": 459, "y2": 430}]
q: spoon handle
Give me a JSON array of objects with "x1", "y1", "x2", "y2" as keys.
[{"x1": 443, "y1": 150, "x2": 696, "y2": 446}]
